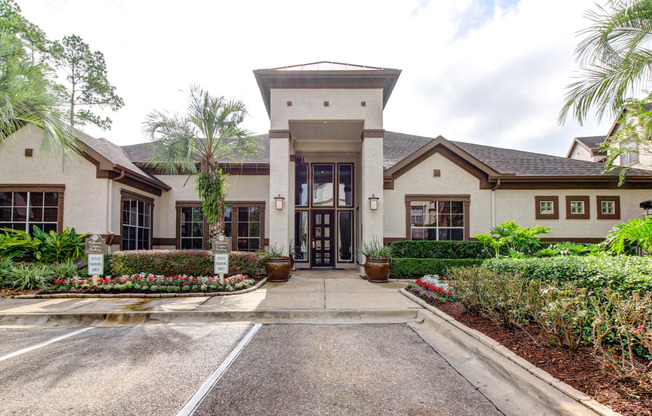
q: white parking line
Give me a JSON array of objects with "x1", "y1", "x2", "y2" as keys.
[
  {"x1": 176, "y1": 324, "x2": 263, "y2": 416},
  {"x1": 0, "y1": 327, "x2": 94, "y2": 363}
]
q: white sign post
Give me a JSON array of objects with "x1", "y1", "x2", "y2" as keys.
[
  {"x1": 85, "y1": 234, "x2": 108, "y2": 285},
  {"x1": 212, "y1": 234, "x2": 231, "y2": 284}
]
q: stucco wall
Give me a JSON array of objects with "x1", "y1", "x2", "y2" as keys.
[
  {"x1": 0, "y1": 125, "x2": 112, "y2": 235},
  {"x1": 384, "y1": 152, "x2": 492, "y2": 239},
  {"x1": 568, "y1": 144, "x2": 593, "y2": 162},
  {"x1": 494, "y1": 189, "x2": 648, "y2": 239},
  {"x1": 270, "y1": 88, "x2": 384, "y2": 130},
  {"x1": 153, "y1": 174, "x2": 270, "y2": 241}
]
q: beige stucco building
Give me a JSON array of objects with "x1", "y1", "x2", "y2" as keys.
[{"x1": 2, "y1": 62, "x2": 652, "y2": 270}]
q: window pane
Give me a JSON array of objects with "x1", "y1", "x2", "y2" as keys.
[
  {"x1": 30, "y1": 192, "x2": 44, "y2": 206},
  {"x1": 295, "y1": 164, "x2": 308, "y2": 206},
  {"x1": 0, "y1": 207, "x2": 11, "y2": 221},
  {"x1": 13, "y1": 208, "x2": 26, "y2": 221},
  {"x1": 0, "y1": 192, "x2": 11, "y2": 206},
  {"x1": 192, "y1": 207, "x2": 203, "y2": 222},
  {"x1": 312, "y1": 164, "x2": 334, "y2": 206},
  {"x1": 338, "y1": 211, "x2": 353, "y2": 261},
  {"x1": 450, "y1": 229, "x2": 464, "y2": 241},
  {"x1": 338, "y1": 164, "x2": 353, "y2": 207},
  {"x1": 249, "y1": 207, "x2": 260, "y2": 222},
  {"x1": 295, "y1": 212, "x2": 308, "y2": 261},
  {"x1": 249, "y1": 222, "x2": 260, "y2": 237},
  {"x1": 29, "y1": 207, "x2": 43, "y2": 222},
  {"x1": 43, "y1": 208, "x2": 58, "y2": 222},
  {"x1": 14, "y1": 192, "x2": 27, "y2": 206},
  {"x1": 181, "y1": 239, "x2": 193, "y2": 249},
  {"x1": 192, "y1": 223, "x2": 203, "y2": 237},
  {"x1": 181, "y1": 207, "x2": 193, "y2": 222},
  {"x1": 44, "y1": 192, "x2": 58, "y2": 206}
]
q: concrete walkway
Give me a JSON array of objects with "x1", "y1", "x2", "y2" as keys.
[{"x1": 0, "y1": 272, "x2": 419, "y2": 326}]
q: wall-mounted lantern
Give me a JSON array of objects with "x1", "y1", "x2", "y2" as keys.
[
  {"x1": 274, "y1": 194, "x2": 285, "y2": 210},
  {"x1": 368, "y1": 194, "x2": 379, "y2": 211}
]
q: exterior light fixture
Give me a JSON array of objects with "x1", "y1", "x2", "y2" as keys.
[
  {"x1": 368, "y1": 194, "x2": 379, "y2": 210},
  {"x1": 274, "y1": 194, "x2": 285, "y2": 210}
]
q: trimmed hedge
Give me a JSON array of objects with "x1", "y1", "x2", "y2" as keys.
[
  {"x1": 388, "y1": 241, "x2": 491, "y2": 259},
  {"x1": 111, "y1": 250, "x2": 263, "y2": 278},
  {"x1": 482, "y1": 256, "x2": 652, "y2": 293},
  {"x1": 390, "y1": 258, "x2": 485, "y2": 278}
]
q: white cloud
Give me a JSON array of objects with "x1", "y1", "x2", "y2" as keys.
[{"x1": 20, "y1": 0, "x2": 609, "y2": 156}]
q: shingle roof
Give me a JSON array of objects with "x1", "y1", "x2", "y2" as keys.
[
  {"x1": 382, "y1": 131, "x2": 652, "y2": 178},
  {"x1": 575, "y1": 135, "x2": 605, "y2": 151},
  {"x1": 119, "y1": 131, "x2": 652, "y2": 179},
  {"x1": 72, "y1": 127, "x2": 167, "y2": 185},
  {"x1": 121, "y1": 134, "x2": 270, "y2": 165}
]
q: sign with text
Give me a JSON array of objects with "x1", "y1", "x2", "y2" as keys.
[
  {"x1": 87, "y1": 254, "x2": 104, "y2": 276},
  {"x1": 212, "y1": 234, "x2": 231, "y2": 254},
  {"x1": 85, "y1": 234, "x2": 107, "y2": 255},
  {"x1": 214, "y1": 253, "x2": 229, "y2": 275}
]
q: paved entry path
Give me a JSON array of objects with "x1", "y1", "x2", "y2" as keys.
[
  {"x1": 0, "y1": 272, "x2": 418, "y2": 316},
  {"x1": 194, "y1": 324, "x2": 502, "y2": 416}
]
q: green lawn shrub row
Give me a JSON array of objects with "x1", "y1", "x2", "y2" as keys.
[
  {"x1": 390, "y1": 258, "x2": 484, "y2": 278},
  {"x1": 111, "y1": 250, "x2": 265, "y2": 278},
  {"x1": 448, "y1": 266, "x2": 652, "y2": 392},
  {"x1": 387, "y1": 240, "x2": 491, "y2": 259},
  {"x1": 482, "y1": 255, "x2": 652, "y2": 293}
]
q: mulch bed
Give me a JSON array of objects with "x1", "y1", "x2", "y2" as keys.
[
  {"x1": 0, "y1": 288, "x2": 37, "y2": 298},
  {"x1": 420, "y1": 296, "x2": 651, "y2": 416}
]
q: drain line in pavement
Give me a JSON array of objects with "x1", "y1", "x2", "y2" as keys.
[
  {"x1": 0, "y1": 327, "x2": 94, "y2": 363},
  {"x1": 176, "y1": 323, "x2": 263, "y2": 416}
]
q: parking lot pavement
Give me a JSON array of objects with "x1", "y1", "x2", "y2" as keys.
[
  {"x1": 194, "y1": 324, "x2": 502, "y2": 416},
  {"x1": 0, "y1": 325, "x2": 252, "y2": 416}
]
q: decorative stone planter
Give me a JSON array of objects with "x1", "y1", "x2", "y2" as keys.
[
  {"x1": 265, "y1": 257, "x2": 292, "y2": 282},
  {"x1": 364, "y1": 258, "x2": 391, "y2": 283}
]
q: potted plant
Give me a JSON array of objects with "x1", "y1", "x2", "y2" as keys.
[
  {"x1": 360, "y1": 240, "x2": 392, "y2": 283},
  {"x1": 264, "y1": 244, "x2": 292, "y2": 282}
]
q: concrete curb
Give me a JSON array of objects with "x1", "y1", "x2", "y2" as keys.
[
  {"x1": 400, "y1": 288, "x2": 620, "y2": 416},
  {"x1": 9, "y1": 278, "x2": 268, "y2": 299},
  {"x1": 0, "y1": 309, "x2": 425, "y2": 327}
]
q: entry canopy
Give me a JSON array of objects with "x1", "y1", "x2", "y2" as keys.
[{"x1": 254, "y1": 61, "x2": 401, "y2": 117}]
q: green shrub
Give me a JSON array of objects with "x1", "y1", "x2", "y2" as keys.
[
  {"x1": 525, "y1": 280, "x2": 591, "y2": 350},
  {"x1": 5, "y1": 263, "x2": 55, "y2": 290},
  {"x1": 0, "y1": 256, "x2": 13, "y2": 286},
  {"x1": 111, "y1": 250, "x2": 262, "y2": 278},
  {"x1": 0, "y1": 226, "x2": 86, "y2": 263},
  {"x1": 388, "y1": 240, "x2": 491, "y2": 259},
  {"x1": 103, "y1": 254, "x2": 113, "y2": 276},
  {"x1": 448, "y1": 267, "x2": 530, "y2": 328},
  {"x1": 473, "y1": 220, "x2": 551, "y2": 257},
  {"x1": 482, "y1": 255, "x2": 652, "y2": 293},
  {"x1": 390, "y1": 258, "x2": 484, "y2": 277},
  {"x1": 51, "y1": 260, "x2": 81, "y2": 279},
  {"x1": 360, "y1": 239, "x2": 392, "y2": 259}
]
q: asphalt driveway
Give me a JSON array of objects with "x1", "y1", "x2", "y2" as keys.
[{"x1": 0, "y1": 324, "x2": 501, "y2": 416}]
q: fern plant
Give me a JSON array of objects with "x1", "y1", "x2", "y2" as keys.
[{"x1": 604, "y1": 216, "x2": 652, "y2": 255}]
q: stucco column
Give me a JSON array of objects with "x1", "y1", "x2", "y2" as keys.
[
  {"x1": 269, "y1": 131, "x2": 291, "y2": 255},
  {"x1": 361, "y1": 130, "x2": 385, "y2": 262}
]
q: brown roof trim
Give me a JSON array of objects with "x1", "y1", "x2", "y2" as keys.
[
  {"x1": 383, "y1": 136, "x2": 497, "y2": 190},
  {"x1": 79, "y1": 142, "x2": 170, "y2": 195},
  {"x1": 254, "y1": 67, "x2": 401, "y2": 116},
  {"x1": 137, "y1": 163, "x2": 270, "y2": 176},
  {"x1": 565, "y1": 138, "x2": 593, "y2": 158}
]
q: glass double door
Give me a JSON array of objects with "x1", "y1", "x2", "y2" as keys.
[{"x1": 311, "y1": 210, "x2": 335, "y2": 268}]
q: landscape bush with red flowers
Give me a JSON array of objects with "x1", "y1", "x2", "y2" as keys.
[
  {"x1": 46, "y1": 273, "x2": 255, "y2": 294},
  {"x1": 407, "y1": 274, "x2": 454, "y2": 303}
]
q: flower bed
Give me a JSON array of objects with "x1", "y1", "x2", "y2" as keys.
[
  {"x1": 43, "y1": 274, "x2": 256, "y2": 294},
  {"x1": 407, "y1": 275, "x2": 455, "y2": 303}
]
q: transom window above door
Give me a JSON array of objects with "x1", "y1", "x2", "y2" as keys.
[{"x1": 312, "y1": 164, "x2": 334, "y2": 207}]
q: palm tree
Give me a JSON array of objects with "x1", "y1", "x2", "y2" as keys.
[
  {"x1": 143, "y1": 85, "x2": 256, "y2": 241},
  {"x1": 559, "y1": 0, "x2": 652, "y2": 124},
  {"x1": 0, "y1": 32, "x2": 77, "y2": 152}
]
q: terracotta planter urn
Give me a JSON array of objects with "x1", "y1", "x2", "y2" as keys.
[
  {"x1": 265, "y1": 257, "x2": 292, "y2": 282},
  {"x1": 364, "y1": 258, "x2": 391, "y2": 283}
]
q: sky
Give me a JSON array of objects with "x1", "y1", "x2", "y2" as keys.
[{"x1": 19, "y1": 0, "x2": 614, "y2": 156}]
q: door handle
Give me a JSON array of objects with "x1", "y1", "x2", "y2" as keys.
[{"x1": 312, "y1": 240, "x2": 316, "y2": 249}]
